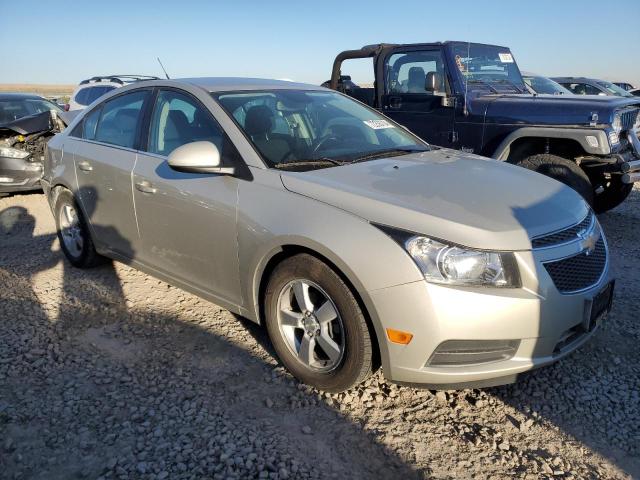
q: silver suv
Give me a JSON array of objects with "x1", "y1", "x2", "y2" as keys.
[
  {"x1": 43, "y1": 78, "x2": 613, "y2": 392},
  {"x1": 67, "y1": 75, "x2": 159, "y2": 111}
]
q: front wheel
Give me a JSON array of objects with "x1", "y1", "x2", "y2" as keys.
[
  {"x1": 54, "y1": 189, "x2": 106, "y2": 268},
  {"x1": 264, "y1": 254, "x2": 373, "y2": 392},
  {"x1": 589, "y1": 172, "x2": 633, "y2": 213},
  {"x1": 515, "y1": 154, "x2": 594, "y2": 206}
]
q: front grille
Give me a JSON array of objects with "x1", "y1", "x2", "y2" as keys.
[
  {"x1": 620, "y1": 108, "x2": 639, "y2": 131},
  {"x1": 532, "y1": 212, "x2": 593, "y2": 249},
  {"x1": 544, "y1": 238, "x2": 607, "y2": 293}
]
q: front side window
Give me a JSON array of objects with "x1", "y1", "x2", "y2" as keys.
[
  {"x1": 148, "y1": 89, "x2": 228, "y2": 157},
  {"x1": 449, "y1": 43, "x2": 525, "y2": 93},
  {"x1": 215, "y1": 89, "x2": 427, "y2": 168},
  {"x1": 94, "y1": 90, "x2": 148, "y2": 148},
  {"x1": 565, "y1": 83, "x2": 601, "y2": 95},
  {"x1": 386, "y1": 50, "x2": 447, "y2": 94}
]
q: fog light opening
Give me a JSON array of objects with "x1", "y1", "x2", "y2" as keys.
[{"x1": 427, "y1": 339, "x2": 520, "y2": 367}]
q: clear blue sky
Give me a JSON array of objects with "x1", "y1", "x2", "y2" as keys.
[{"x1": 1, "y1": 0, "x2": 638, "y2": 86}]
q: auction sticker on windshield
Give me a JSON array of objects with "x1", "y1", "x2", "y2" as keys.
[
  {"x1": 498, "y1": 53, "x2": 514, "y2": 63},
  {"x1": 364, "y1": 119, "x2": 394, "y2": 130}
]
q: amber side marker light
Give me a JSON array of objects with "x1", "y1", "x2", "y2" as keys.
[{"x1": 386, "y1": 328, "x2": 413, "y2": 345}]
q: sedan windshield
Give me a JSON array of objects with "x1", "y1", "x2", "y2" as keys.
[
  {"x1": 596, "y1": 81, "x2": 635, "y2": 98},
  {"x1": 450, "y1": 43, "x2": 526, "y2": 93},
  {"x1": 0, "y1": 98, "x2": 63, "y2": 125},
  {"x1": 214, "y1": 90, "x2": 427, "y2": 168},
  {"x1": 523, "y1": 75, "x2": 572, "y2": 95}
]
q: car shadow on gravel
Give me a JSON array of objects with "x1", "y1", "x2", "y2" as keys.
[{"x1": 0, "y1": 203, "x2": 425, "y2": 479}]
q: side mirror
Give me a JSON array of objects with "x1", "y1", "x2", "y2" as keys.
[
  {"x1": 168, "y1": 141, "x2": 235, "y2": 175},
  {"x1": 425, "y1": 72, "x2": 441, "y2": 93}
]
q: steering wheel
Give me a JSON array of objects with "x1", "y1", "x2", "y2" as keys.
[{"x1": 311, "y1": 134, "x2": 341, "y2": 155}]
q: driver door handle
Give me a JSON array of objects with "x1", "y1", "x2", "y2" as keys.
[
  {"x1": 78, "y1": 161, "x2": 93, "y2": 172},
  {"x1": 135, "y1": 180, "x2": 157, "y2": 194}
]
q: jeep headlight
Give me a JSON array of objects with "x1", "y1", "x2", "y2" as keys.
[
  {"x1": 611, "y1": 112, "x2": 623, "y2": 134},
  {"x1": 0, "y1": 146, "x2": 30, "y2": 159},
  {"x1": 404, "y1": 236, "x2": 520, "y2": 287}
]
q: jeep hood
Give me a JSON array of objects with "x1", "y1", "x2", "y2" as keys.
[
  {"x1": 280, "y1": 149, "x2": 588, "y2": 251},
  {"x1": 472, "y1": 93, "x2": 640, "y2": 126}
]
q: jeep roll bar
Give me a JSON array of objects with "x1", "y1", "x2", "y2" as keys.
[{"x1": 329, "y1": 45, "x2": 390, "y2": 90}]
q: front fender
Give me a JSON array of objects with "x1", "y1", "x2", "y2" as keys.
[{"x1": 492, "y1": 127, "x2": 610, "y2": 160}]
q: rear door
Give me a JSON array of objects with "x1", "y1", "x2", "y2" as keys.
[
  {"x1": 72, "y1": 89, "x2": 150, "y2": 258},
  {"x1": 380, "y1": 48, "x2": 456, "y2": 147},
  {"x1": 132, "y1": 88, "x2": 242, "y2": 305}
]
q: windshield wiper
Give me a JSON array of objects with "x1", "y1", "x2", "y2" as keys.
[
  {"x1": 347, "y1": 147, "x2": 427, "y2": 164},
  {"x1": 273, "y1": 157, "x2": 345, "y2": 170},
  {"x1": 466, "y1": 79, "x2": 500, "y2": 93}
]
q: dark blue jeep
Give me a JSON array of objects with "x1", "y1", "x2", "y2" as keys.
[{"x1": 327, "y1": 42, "x2": 640, "y2": 212}]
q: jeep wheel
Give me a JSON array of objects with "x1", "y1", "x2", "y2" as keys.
[
  {"x1": 516, "y1": 154, "x2": 594, "y2": 205},
  {"x1": 264, "y1": 253, "x2": 373, "y2": 393},
  {"x1": 589, "y1": 173, "x2": 633, "y2": 213}
]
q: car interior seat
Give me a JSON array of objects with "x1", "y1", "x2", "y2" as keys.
[
  {"x1": 406, "y1": 67, "x2": 427, "y2": 93},
  {"x1": 244, "y1": 105, "x2": 292, "y2": 163}
]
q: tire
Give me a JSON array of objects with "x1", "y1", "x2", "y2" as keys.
[
  {"x1": 264, "y1": 253, "x2": 373, "y2": 392},
  {"x1": 515, "y1": 154, "x2": 594, "y2": 206},
  {"x1": 589, "y1": 173, "x2": 633, "y2": 213},
  {"x1": 54, "y1": 189, "x2": 106, "y2": 268}
]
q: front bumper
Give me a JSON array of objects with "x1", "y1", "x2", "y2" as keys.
[
  {"x1": 369, "y1": 247, "x2": 611, "y2": 388},
  {"x1": 0, "y1": 155, "x2": 43, "y2": 193}
]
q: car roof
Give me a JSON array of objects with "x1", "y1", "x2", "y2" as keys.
[
  {"x1": 129, "y1": 77, "x2": 326, "y2": 93},
  {"x1": 551, "y1": 77, "x2": 605, "y2": 83},
  {"x1": 0, "y1": 92, "x2": 45, "y2": 101}
]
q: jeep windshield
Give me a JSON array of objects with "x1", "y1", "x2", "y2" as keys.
[
  {"x1": 450, "y1": 43, "x2": 526, "y2": 94},
  {"x1": 214, "y1": 90, "x2": 428, "y2": 170}
]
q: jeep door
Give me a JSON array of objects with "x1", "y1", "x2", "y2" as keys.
[
  {"x1": 380, "y1": 48, "x2": 456, "y2": 147},
  {"x1": 70, "y1": 89, "x2": 151, "y2": 258},
  {"x1": 132, "y1": 88, "x2": 242, "y2": 306}
]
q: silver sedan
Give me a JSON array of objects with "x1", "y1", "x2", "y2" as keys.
[{"x1": 43, "y1": 78, "x2": 613, "y2": 392}]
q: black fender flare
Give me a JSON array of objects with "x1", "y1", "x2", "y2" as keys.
[{"x1": 492, "y1": 127, "x2": 610, "y2": 161}]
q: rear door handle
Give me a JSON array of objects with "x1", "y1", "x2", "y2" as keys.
[
  {"x1": 78, "y1": 161, "x2": 93, "y2": 172},
  {"x1": 135, "y1": 180, "x2": 157, "y2": 194}
]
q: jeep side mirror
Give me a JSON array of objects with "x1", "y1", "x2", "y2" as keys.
[
  {"x1": 425, "y1": 72, "x2": 441, "y2": 93},
  {"x1": 168, "y1": 141, "x2": 235, "y2": 175}
]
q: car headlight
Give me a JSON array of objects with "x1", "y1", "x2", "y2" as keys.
[
  {"x1": 404, "y1": 236, "x2": 519, "y2": 287},
  {"x1": 0, "y1": 146, "x2": 30, "y2": 159}
]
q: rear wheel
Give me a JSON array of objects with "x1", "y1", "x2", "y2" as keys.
[
  {"x1": 264, "y1": 254, "x2": 373, "y2": 392},
  {"x1": 54, "y1": 189, "x2": 106, "y2": 268},
  {"x1": 589, "y1": 172, "x2": 633, "y2": 213},
  {"x1": 515, "y1": 154, "x2": 594, "y2": 206}
]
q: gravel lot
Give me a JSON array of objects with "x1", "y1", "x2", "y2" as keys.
[{"x1": 1, "y1": 189, "x2": 639, "y2": 480}]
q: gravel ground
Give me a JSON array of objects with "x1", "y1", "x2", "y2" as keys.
[{"x1": 0, "y1": 189, "x2": 639, "y2": 480}]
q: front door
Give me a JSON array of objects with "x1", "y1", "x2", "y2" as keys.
[
  {"x1": 381, "y1": 48, "x2": 456, "y2": 148},
  {"x1": 72, "y1": 89, "x2": 150, "y2": 258},
  {"x1": 132, "y1": 88, "x2": 242, "y2": 305}
]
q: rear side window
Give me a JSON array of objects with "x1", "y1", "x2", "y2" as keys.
[
  {"x1": 94, "y1": 91, "x2": 149, "y2": 149},
  {"x1": 83, "y1": 107, "x2": 102, "y2": 140}
]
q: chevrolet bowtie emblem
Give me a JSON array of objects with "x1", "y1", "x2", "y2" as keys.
[{"x1": 578, "y1": 227, "x2": 599, "y2": 255}]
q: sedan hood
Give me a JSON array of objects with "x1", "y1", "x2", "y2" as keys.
[{"x1": 280, "y1": 149, "x2": 588, "y2": 251}]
